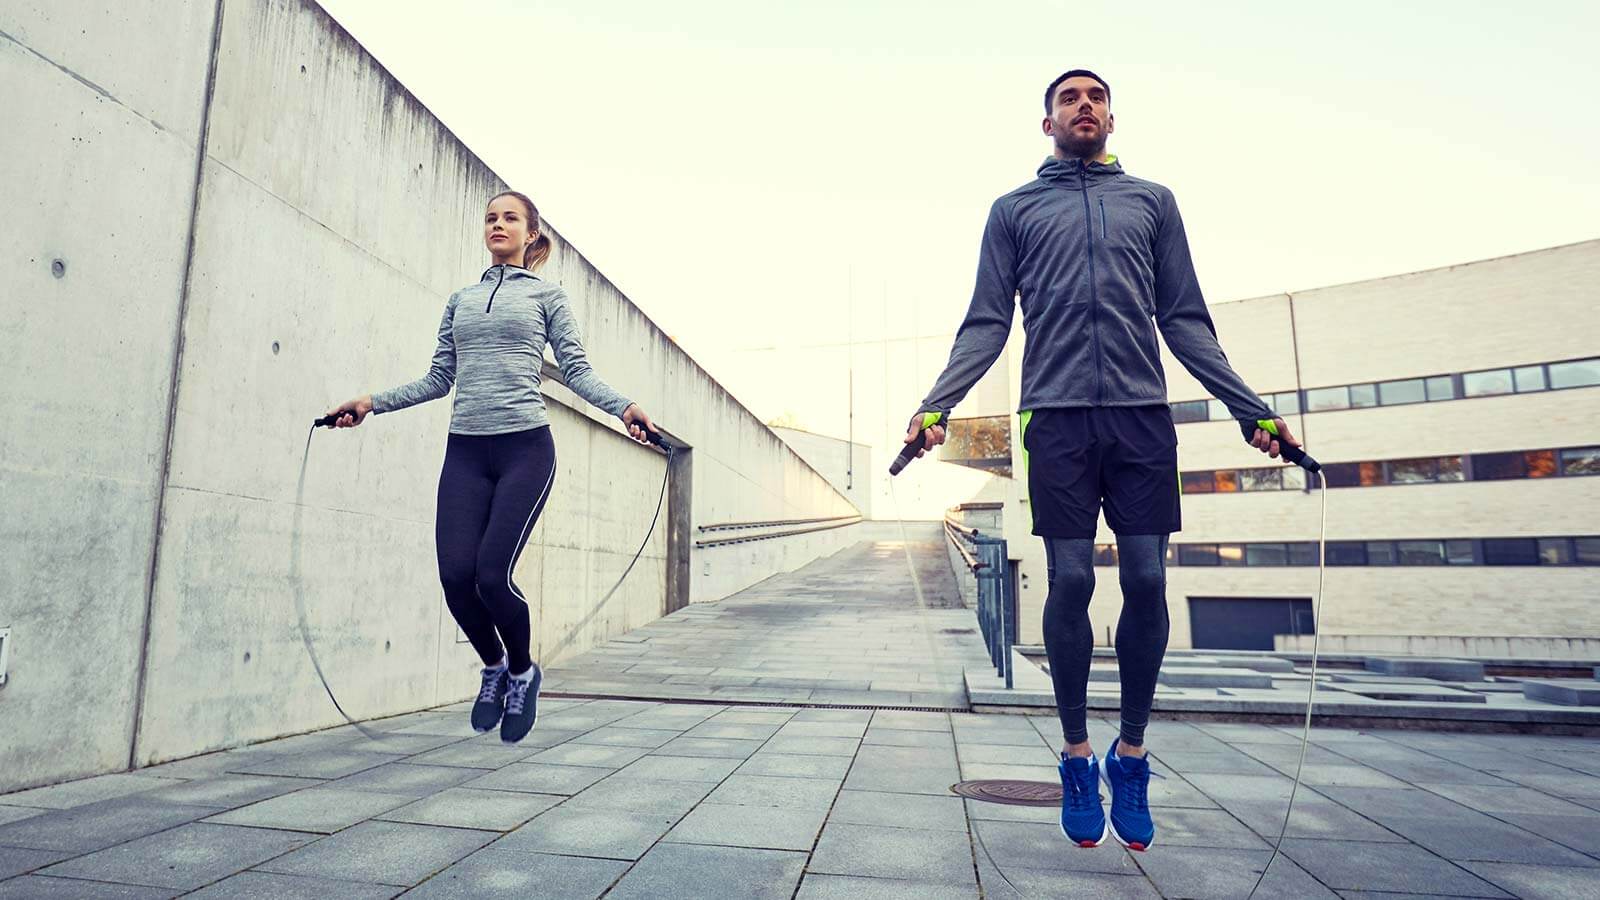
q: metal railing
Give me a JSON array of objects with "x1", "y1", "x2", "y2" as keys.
[
  {"x1": 695, "y1": 515, "x2": 862, "y2": 549},
  {"x1": 943, "y1": 516, "x2": 1015, "y2": 688}
]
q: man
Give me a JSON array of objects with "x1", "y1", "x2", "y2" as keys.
[{"x1": 907, "y1": 69, "x2": 1298, "y2": 851}]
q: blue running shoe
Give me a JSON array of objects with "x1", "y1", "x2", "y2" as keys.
[
  {"x1": 1058, "y1": 753, "x2": 1107, "y2": 847},
  {"x1": 1103, "y1": 740, "x2": 1155, "y2": 850}
]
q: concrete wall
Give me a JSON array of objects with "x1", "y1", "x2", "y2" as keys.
[
  {"x1": 770, "y1": 426, "x2": 873, "y2": 518},
  {"x1": 0, "y1": 0, "x2": 856, "y2": 792}
]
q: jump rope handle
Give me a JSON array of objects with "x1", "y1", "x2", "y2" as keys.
[
  {"x1": 1242, "y1": 418, "x2": 1321, "y2": 473},
  {"x1": 890, "y1": 412, "x2": 947, "y2": 476},
  {"x1": 313, "y1": 412, "x2": 352, "y2": 428}
]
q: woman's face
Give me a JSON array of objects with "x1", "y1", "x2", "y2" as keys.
[{"x1": 484, "y1": 195, "x2": 534, "y2": 263}]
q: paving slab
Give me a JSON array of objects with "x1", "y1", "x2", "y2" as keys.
[
  {"x1": 810, "y1": 821, "x2": 977, "y2": 884},
  {"x1": 0, "y1": 773, "x2": 184, "y2": 810},
  {"x1": 39, "y1": 823, "x2": 311, "y2": 890},
  {"x1": 0, "y1": 795, "x2": 217, "y2": 853},
  {"x1": 227, "y1": 749, "x2": 403, "y2": 780},
  {"x1": 254, "y1": 820, "x2": 496, "y2": 886},
  {"x1": 0, "y1": 846, "x2": 73, "y2": 880},
  {"x1": 327, "y1": 763, "x2": 480, "y2": 798},
  {"x1": 405, "y1": 741, "x2": 541, "y2": 769},
  {"x1": 603, "y1": 843, "x2": 806, "y2": 900},
  {"x1": 1132, "y1": 845, "x2": 1338, "y2": 899},
  {"x1": 401, "y1": 847, "x2": 625, "y2": 899},
  {"x1": 0, "y1": 877, "x2": 181, "y2": 899},
  {"x1": 459, "y1": 762, "x2": 610, "y2": 796},
  {"x1": 828, "y1": 789, "x2": 968, "y2": 832},
  {"x1": 203, "y1": 787, "x2": 413, "y2": 833},
  {"x1": 796, "y1": 874, "x2": 981, "y2": 899},
  {"x1": 376, "y1": 787, "x2": 563, "y2": 831},
  {"x1": 665, "y1": 802, "x2": 828, "y2": 851},
  {"x1": 559, "y1": 776, "x2": 715, "y2": 817},
  {"x1": 140, "y1": 774, "x2": 309, "y2": 808},
  {"x1": 1281, "y1": 839, "x2": 1514, "y2": 895},
  {"x1": 183, "y1": 871, "x2": 401, "y2": 898},
  {"x1": 0, "y1": 806, "x2": 44, "y2": 828},
  {"x1": 705, "y1": 774, "x2": 841, "y2": 810},
  {"x1": 971, "y1": 820, "x2": 1141, "y2": 875},
  {"x1": 1460, "y1": 861, "x2": 1600, "y2": 900},
  {"x1": 493, "y1": 805, "x2": 679, "y2": 859},
  {"x1": 1159, "y1": 667, "x2": 1275, "y2": 689}
]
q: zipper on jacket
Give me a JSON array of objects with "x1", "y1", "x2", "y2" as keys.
[
  {"x1": 1080, "y1": 161, "x2": 1105, "y2": 404},
  {"x1": 485, "y1": 265, "x2": 506, "y2": 313},
  {"x1": 1099, "y1": 196, "x2": 1108, "y2": 239}
]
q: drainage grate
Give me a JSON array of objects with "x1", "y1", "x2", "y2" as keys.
[{"x1": 950, "y1": 779, "x2": 1062, "y2": 806}]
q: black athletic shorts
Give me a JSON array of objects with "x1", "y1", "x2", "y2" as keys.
[{"x1": 1020, "y1": 406, "x2": 1180, "y2": 538}]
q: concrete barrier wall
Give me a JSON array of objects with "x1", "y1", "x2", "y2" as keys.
[{"x1": 0, "y1": 0, "x2": 856, "y2": 791}]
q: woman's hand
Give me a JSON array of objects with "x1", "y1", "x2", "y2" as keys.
[
  {"x1": 326, "y1": 395, "x2": 374, "y2": 429},
  {"x1": 621, "y1": 403, "x2": 658, "y2": 445}
]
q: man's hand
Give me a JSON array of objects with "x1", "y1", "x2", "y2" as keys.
[
  {"x1": 325, "y1": 395, "x2": 373, "y2": 428},
  {"x1": 1249, "y1": 417, "x2": 1301, "y2": 461},
  {"x1": 903, "y1": 416, "x2": 948, "y2": 459}
]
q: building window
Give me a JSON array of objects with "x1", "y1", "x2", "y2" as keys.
[
  {"x1": 1425, "y1": 375, "x2": 1457, "y2": 401},
  {"x1": 1218, "y1": 544, "x2": 1246, "y2": 566},
  {"x1": 1378, "y1": 378, "x2": 1426, "y2": 406},
  {"x1": 1470, "y1": 451, "x2": 1527, "y2": 480},
  {"x1": 943, "y1": 415, "x2": 1013, "y2": 477},
  {"x1": 1513, "y1": 365, "x2": 1547, "y2": 392},
  {"x1": 1093, "y1": 544, "x2": 1118, "y2": 566},
  {"x1": 1282, "y1": 467, "x2": 1307, "y2": 490},
  {"x1": 1239, "y1": 468, "x2": 1282, "y2": 492},
  {"x1": 1245, "y1": 543, "x2": 1288, "y2": 566},
  {"x1": 1287, "y1": 542, "x2": 1318, "y2": 566},
  {"x1": 1181, "y1": 472, "x2": 1215, "y2": 494},
  {"x1": 1560, "y1": 447, "x2": 1600, "y2": 476},
  {"x1": 1463, "y1": 368, "x2": 1514, "y2": 397},
  {"x1": 1179, "y1": 544, "x2": 1219, "y2": 566},
  {"x1": 1526, "y1": 449, "x2": 1557, "y2": 478},
  {"x1": 1305, "y1": 386, "x2": 1349, "y2": 412},
  {"x1": 1576, "y1": 538, "x2": 1600, "y2": 565},
  {"x1": 1321, "y1": 463, "x2": 1361, "y2": 488},
  {"x1": 1171, "y1": 400, "x2": 1209, "y2": 423},
  {"x1": 1397, "y1": 540, "x2": 1445, "y2": 565},
  {"x1": 1349, "y1": 383, "x2": 1379, "y2": 408},
  {"x1": 1367, "y1": 541, "x2": 1396, "y2": 565},
  {"x1": 1270, "y1": 391, "x2": 1301, "y2": 415},
  {"x1": 1438, "y1": 456, "x2": 1465, "y2": 481},
  {"x1": 1387, "y1": 457, "x2": 1438, "y2": 484},
  {"x1": 1214, "y1": 470, "x2": 1240, "y2": 493},
  {"x1": 1482, "y1": 538, "x2": 1538, "y2": 566},
  {"x1": 1359, "y1": 461, "x2": 1384, "y2": 486},
  {"x1": 1549, "y1": 358, "x2": 1600, "y2": 390},
  {"x1": 1445, "y1": 540, "x2": 1477, "y2": 565},
  {"x1": 1539, "y1": 539, "x2": 1573, "y2": 565},
  {"x1": 1327, "y1": 542, "x2": 1367, "y2": 566},
  {"x1": 1208, "y1": 399, "x2": 1232, "y2": 421}
]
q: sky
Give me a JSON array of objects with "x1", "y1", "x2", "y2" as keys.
[{"x1": 318, "y1": 0, "x2": 1600, "y2": 451}]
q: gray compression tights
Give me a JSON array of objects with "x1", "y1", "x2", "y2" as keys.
[{"x1": 1042, "y1": 535, "x2": 1171, "y2": 748}]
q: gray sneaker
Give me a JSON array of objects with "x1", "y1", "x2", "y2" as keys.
[
  {"x1": 471, "y1": 667, "x2": 509, "y2": 733},
  {"x1": 501, "y1": 664, "x2": 542, "y2": 744}
]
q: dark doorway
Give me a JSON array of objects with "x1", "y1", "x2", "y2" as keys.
[{"x1": 1187, "y1": 596, "x2": 1314, "y2": 651}]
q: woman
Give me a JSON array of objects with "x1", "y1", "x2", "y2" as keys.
[{"x1": 326, "y1": 190, "x2": 657, "y2": 744}]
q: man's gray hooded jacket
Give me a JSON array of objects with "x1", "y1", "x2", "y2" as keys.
[{"x1": 920, "y1": 156, "x2": 1271, "y2": 423}]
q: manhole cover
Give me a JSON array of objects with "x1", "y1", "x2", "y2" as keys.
[{"x1": 950, "y1": 779, "x2": 1062, "y2": 806}]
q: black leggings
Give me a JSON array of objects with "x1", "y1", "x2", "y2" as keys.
[
  {"x1": 436, "y1": 427, "x2": 556, "y2": 675},
  {"x1": 1042, "y1": 534, "x2": 1170, "y2": 748}
]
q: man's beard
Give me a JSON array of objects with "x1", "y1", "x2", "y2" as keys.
[{"x1": 1053, "y1": 126, "x2": 1107, "y2": 161}]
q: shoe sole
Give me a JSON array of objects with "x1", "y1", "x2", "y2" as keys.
[
  {"x1": 1102, "y1": 769, "x2": 1153, "y2": 852},
  {"x1": 501, "y1": 672, "x2": 542, "y2": 745},
  {"x1": 1060, "y1": 820, "x2": 1109, "y2": 848}
]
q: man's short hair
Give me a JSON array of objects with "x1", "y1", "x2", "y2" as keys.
[{"x1": 1044, "y1": 69, "x2": 1111, "y2": 113}]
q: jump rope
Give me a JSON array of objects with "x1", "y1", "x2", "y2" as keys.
[
  {"x1": 295, "y1": 413, "x2": 672, "y2": 740},
  {"x1": 891, "y1": 414, "x2": 1325, "y2": 900}
]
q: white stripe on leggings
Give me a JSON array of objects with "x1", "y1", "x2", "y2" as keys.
[{"x1": 506, "y1": 459, "x2": 557, "y2": 609}]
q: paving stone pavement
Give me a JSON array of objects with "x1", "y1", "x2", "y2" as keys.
[
  {"x1": 4, "y1": 702, "x2": 1599, "y2": 897},
  {"x1": 5, "y1": 534, "x2": 1599, "y2": 897},
  {"x1": 540, "y1": 524, "x2": 990, "y2": 710}
]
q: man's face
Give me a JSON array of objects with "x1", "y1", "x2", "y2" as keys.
[{"x1": 1043, "y1": 76, "x2": 1114, "y2": 158}]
